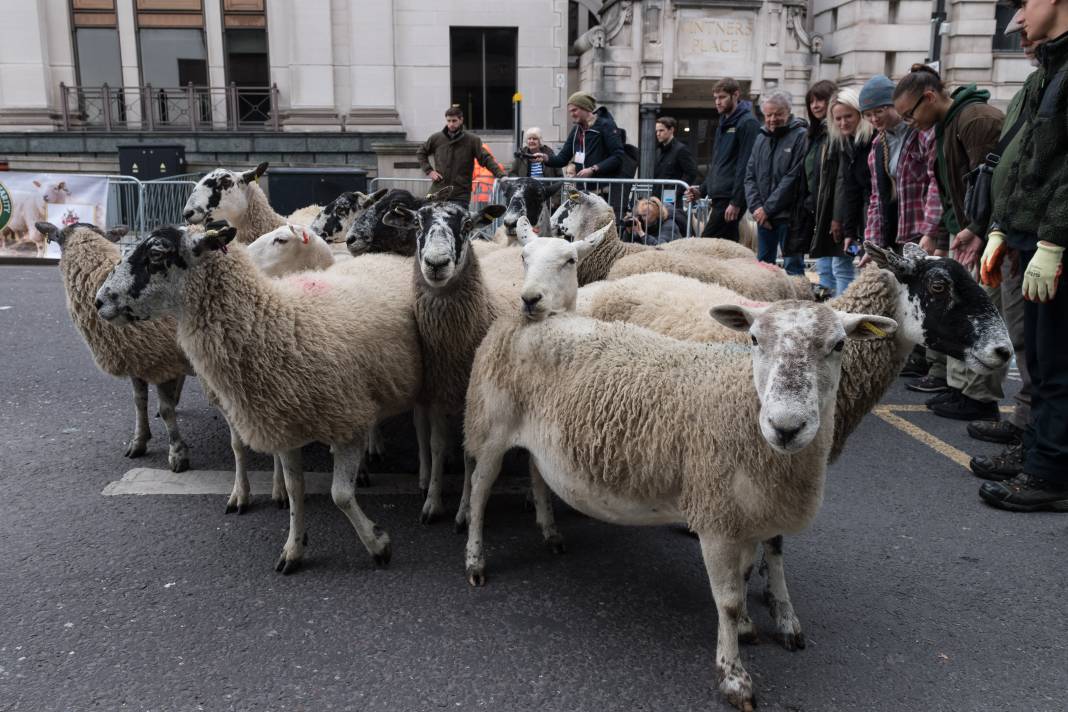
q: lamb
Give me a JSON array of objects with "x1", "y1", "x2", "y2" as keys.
[
  {"x1": 36, "y1": 221, "x2": 192, "y2": 472},
  {"x1": 550, "y1": 190, "x2": 757, "y2": 285},
  {"x1": 4, "y1": 180, "x2": 71, "y2": 255},
  {"x1": 461, "y1": 236, "x2": 899, "y2": 709},
  {"x1": 96, "y1": 221, "x2": 423, "y2": 573},
  {"x1": 309, "y1": 189, "x2": 389, "y2": 243},
  {"x1": 246, "y1": 223, "x2": 334, "y2": 277}
]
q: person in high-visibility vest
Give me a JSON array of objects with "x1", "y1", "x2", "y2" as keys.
[{"x1": 471, "y1": 143, "x2": 499, "y2": 207}]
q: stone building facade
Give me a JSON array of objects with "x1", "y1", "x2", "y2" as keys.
[{"x1": 0, "y1": 0, "x2": 1027, "y2": 177}]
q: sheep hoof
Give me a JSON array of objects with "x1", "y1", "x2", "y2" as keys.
[
  {"x1": 453, "y1": 517, "x2": 468, "y2": 535},
  {"x1": 466, "y1": 566, "x2": 486, "y2": 587},
  {"x1": 224, "y1": 503, "x2": 247, "y2": 515},
  {"x1": 718, "y1": 664, "x2": 755, "y2": 711},
  {"x1": 738, "y1": 629, "x2": 760, "y2": 646},
  {"x1": 545, "y1": 533, "x2": 566, "y2": 555},
  {"x1": 124, "y1": 441, "x2": 148, "y2": 458},
  {"x1": 225, "y1": 503, "x2": 237, "y2": 514},
  {"x1": 373, "y1": 544, "x2": 392, "y2": 568},
  {"x1": 169, "y1": 455, "x2": 190, "y2": 473},
  {"x1": 779, "y1": 631, "x2": 806, "y2": 652},
  {"x1": 275, "y1": 497, "x2": 289, "y2": 510},
  {"x1": 275, "y1": 555, "x2": 300, "y2": 575}
]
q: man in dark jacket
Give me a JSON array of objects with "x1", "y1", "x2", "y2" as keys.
[
  {"x1": 687, "y1": 78, "x2": 760, "y2": 241},
  {"x1": 975, "y1": 0, "x2": 1068, "y2": 512},
  {"x1": 531, "y1": 92, "x2": 626, "y2": 178},
  {"x1": 744, "y1": 90, "x2": 807, "y2": 275},
  {"x1": 417, "y1": 105, "x2": 505, "y2": 205},
  {"x1": 653, "y1": 116, "x2": 698, "y2": 184}
]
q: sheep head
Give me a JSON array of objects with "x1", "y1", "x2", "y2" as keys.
[
  {"x1": 550, "y1": 189, "x2": 614, "y2": 241},
  {"x1": 518, "y1": 218, "x2": 609, "y2": 321},
  {"x1": 247, "y1": 223, "x2": 332, "y2": 278},
  {"x1": 183, "y1": 162, "x2": 268, "y2": 225},
  {"x1": 310, "y1": 188, "x2": 388, "y2": 243},
  {"x1": 500, "y1": 178, "x2": 548, "y2": 236},
  {"x1": 712, "y1": 301, "x2": 898, "y2": 454}
]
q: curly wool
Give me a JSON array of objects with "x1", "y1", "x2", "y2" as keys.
[
  {"x1": 576, "y1": 223, "x2": 649, "y2": 285},
  {"x1": 233, "y1": 181, "x2": 287, "y2": 244},
  {"x1": 608, "y1": 252, "x2": 812, "y2": 301},
  {"x1": 465, "y1": 315, "x2": 830, "y2": 536},
  {"x1": 286, "y1": 204, "x2": 321, "y2": 226},
  {"x1": 577, "y1": 265, "x2": 905, "y2": 463},
  {"x1": 661, "y1": 237, "x2": 756, "y2": 261},
  {"x1": 59, "y1": 228, "x2": 190, "y2": 384},
  {"x1": 176, "y1": 247, "x2": 421, "y2": 452}
]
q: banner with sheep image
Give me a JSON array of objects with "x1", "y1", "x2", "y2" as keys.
[{"x1": 0, "y1": 173, "x2": 109, "y2": 259}]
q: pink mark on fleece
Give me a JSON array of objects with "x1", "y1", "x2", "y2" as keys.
[
  {"x1": 755, "y1": 261, "x2": 782, "y2": 273},
  {"x1": 292, "y1": 276, "x2": 330, "y2": 296}
]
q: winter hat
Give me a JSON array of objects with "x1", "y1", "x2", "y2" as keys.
[
  {"x1": 859, "y1": 75, "x2": 896, "y2": 112},
  {"x1": 567, "y1": 92, "x2": 596, "y2": 112}
]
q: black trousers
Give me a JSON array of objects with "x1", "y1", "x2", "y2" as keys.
[
  {"x1": 700, "y1": 199, "x2": 740, "y2": 241},
  {"x1": 1020, "y1": 248, "x2": 1068, "y2": 485}
]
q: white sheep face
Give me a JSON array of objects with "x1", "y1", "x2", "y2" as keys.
[
  {"x1": 96, "y1": 223, "x2": 236, "y2": 325},
  {"x1": 518, "y1": 217, "x2": 608, "y2": 321},
  {"x1": 183, "y1": 164, "x2": 266, "y2": 225},
  {"x1": 712, "y1": 301, "x2": 898, "y2": 454},
  {"x1": 247, "y1": 224, "x2": 333, "y2": 278},
  {"x1": 550, "y1": 190, "x2": 614, "y2": 241},
  {"x1": 40, "y1": 180, "x2": 71, "y2": 204}
]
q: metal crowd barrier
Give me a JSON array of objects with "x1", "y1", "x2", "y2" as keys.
[
  {"x1": 140, "y1": 178, "x2": 199, "y2": 235},
  {"x1": 490, "y1": 176, "x2": 696, "y2": 244}
]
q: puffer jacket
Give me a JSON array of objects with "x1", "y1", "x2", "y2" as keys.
[{"x1": 743, "y1": 115, "x2": 808, "y2": 223}]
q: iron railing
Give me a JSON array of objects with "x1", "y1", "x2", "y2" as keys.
[{"x1": 59, "y1": 83, "x2": 281, "y2": 132}]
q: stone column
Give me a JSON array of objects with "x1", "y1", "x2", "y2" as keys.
[
  {"x1": 116, "y1": 0, "x2": 143, "y2": 127},
  {"x1": 943, "y1": 0, "x2": 999, "y2": 87},
  {"x1": 344, "y1": 0, "x2": 401, "y2": 129},
  {"x1": 0, "y1": 3, "x2": 57, "y2": 129},
  {"x1": 272, "y1": 0, "x2": 339, "y2": 130},
  {"x1": 639, "y1": 104, "x2": 660, "y2": 178}
]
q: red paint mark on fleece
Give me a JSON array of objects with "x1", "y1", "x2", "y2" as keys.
[
  {"x1": 291, "y1": 276, "x2": 330, "y2": 295},
  {"x1": 754, "y1": 261, "x2": 782, "y2": 273}
]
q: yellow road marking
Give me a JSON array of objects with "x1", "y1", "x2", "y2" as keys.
[{"x1": 872, "y1": 404, "x2": 1013, "y2": 470}]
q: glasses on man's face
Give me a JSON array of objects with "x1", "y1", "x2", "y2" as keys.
[{"x1": 901, "y1": 93, "x2": 927, "y2": 124}]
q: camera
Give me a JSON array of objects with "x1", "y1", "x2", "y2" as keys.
[
  {"x1": 514, "y1": 149, "x2": 537, "y2": 160},
  {"x1": 623, "y1": 216, "x2": 638, "y2": 227}
]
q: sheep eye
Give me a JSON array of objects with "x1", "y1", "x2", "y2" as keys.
[
  {"x1": 833, "y1": 339, "x2": 845, "y2": 352},
  {"x1": 750, "y1": 335, "x2": 759, "y2": 347},
  {"x1": 273, "y1": 237, "x2": 286, "y2": 245},
  {"x1": 566, "y1": 257, "x2": 576, "y2": 265},
  {"x1": 929, "y1": 280, "x2": 946, "y2": 294}
]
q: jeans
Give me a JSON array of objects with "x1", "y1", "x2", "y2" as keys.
[
  {"x1": 1020, "y1": 248, "x2": 1068, "y2": 485},
  {"x1": 814, "y1": 255, "x2": 856, "y2": 296},
  {"x1": 756, "y1": 223, "x2": 805, "y2": 276}
]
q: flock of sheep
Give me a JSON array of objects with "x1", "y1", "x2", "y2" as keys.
[{"x1": 39, "y1": 162, "x2": 1013, "y2": 711}]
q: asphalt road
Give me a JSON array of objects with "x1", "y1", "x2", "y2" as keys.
[{"x1": 1, "y1": 263, "x2": 1065, "y2": 712}]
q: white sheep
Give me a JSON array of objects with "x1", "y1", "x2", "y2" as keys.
[
  {"x1": 36, "y1": 221, "x2": 192, "y2": 472},
  {"x1": 246, "y1": 223, "x2": 334, "y2": 278},
  {"x1": 607, "y1": 252, "x2": 815, "y2": 301},
  {"x1": 96, "y1": 221, "x2": 423, "y2": 573},
  {"x1": 4, "y1": 180, "x2": 71, "y2": 255},
  {"x1": 461, "y1": 234, "x2": 898, "y2": 709}
]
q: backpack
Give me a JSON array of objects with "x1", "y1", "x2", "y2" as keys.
[{"x1": 614, "y1": 126, "x2": 638, "y2": 178}]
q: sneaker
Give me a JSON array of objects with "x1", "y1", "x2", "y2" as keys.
[
  {"x1": 925, "y1": 389, "x2": 961, "y2": 408},
  {"x1": 900, "y1": 353, "x2": 930, "y2": 378},
  {"x1": 969, "y1": 442, "x2": 1024, "y2": 482},
  {"x1": 967, "y1": 420, "x2": 1022, "y2": 444},
  {"x1": 979, "y1": 472, "x2": 1068, "y2": 512},
  {"x1": 907, "y1": 375, "x2": 950, "y2": 393},
  {"x1": 931, "y1": 394, "x2": 1000, "y2": 422}
]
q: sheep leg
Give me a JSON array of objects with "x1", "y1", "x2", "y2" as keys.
[
  {"x1": 420, "y1": 408, "x2": 450, "y2": 525},
  {"x1": 464, "y1": 441, "x2": 507, "y2": 586},
  {"x1": 414, "y1": 405, "x2": 431, "y2": 495},
  {"x1": 331, "y1": 442, "x2": 391, "y2": 567},
  {"x1": 271, "y1": 456, "x2": 288, "y2": 508},
  {"x1": 275, "y1": 448, "x2": 306, "y2": 575},
  {"x1": 156, "y1": 378, "x2": 189, "y2": 473},
  {"x1": 697, "y1": 533, "x2": 757, "y2": 712},
  {"x1": 124, "y1": 377, "x2": 151, "y2": 458},
  {"x1": 529, "y1": 460, "x2": 565, "y2": 554},
  {"x1": 761, "y1": 535, "x2": 805, "y2": 651},
  {"x1": 157, "y1": 373, "x2": 187, "y2": 417},
  {"x1": 356, "y1": 423, "x2": 385, "y2": 488},
  {"x1": 224, "y1": 417, "x2": 250, "y2": 514},
  {"x1": 736, "y1": 543, "x2": 759, "y2": 645},
  {"x1": 454, "y1": 452, "x2": 475, "y2": 533}
]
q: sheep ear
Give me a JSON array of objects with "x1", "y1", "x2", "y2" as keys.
[
  {"x1": 575, "y1": 222, "x2": 611, "y2": 261},
  {"x1": 709, "y1": 303, "x2": 767, "y2": 331},
  {"x1": 57, "y1": 181, "x2": 68, "y2": 191},
  {"x1": 382, "y1": 206, "x2": 418, "y2": 229},
  {"x1": 242, "y1": 162, "x2": 269, "y2": 183},
  {"x1": 863, "y1": 241, "x2": 915, "y2": 276},
  {"x1": 839, "y1": 313, "x2": 898, "y2": 341},
  {"x1": 106, "y1": 225, "x2": 129, "y2": 242},
  {"x1": 35, "y1": 221, "x2": 61, "y2": 245},
  {"x1": 515, "y1": 216, "x2": 537, "y2": 246},
  {"x1": 360, "y1": 188, "x2": 389, "y2": 208},
  {"x1": 33, "y1": 180, "x2": 42, "y2": 188},
  {"x1": 287, "y1": 224, "x2": 303, "y2": 241},
  {"x1": 473, "y1": 204, "x2": 506, "y2": 227},
  {"x1": 199, "y1": 219, "x2": 238, "y2": 250}
]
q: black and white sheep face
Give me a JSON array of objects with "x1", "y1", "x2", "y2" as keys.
[
  {"x1": 345, "y1": 189, "x2": 422, "y2": 257},
  {"x1": 550, "y1": 190, "x2": 614, "y2": 241},
  {"x1": 310, "y1": 188, "x2": 387, "y2": 242},
  {"x1": 182, "y1": 163, "x2": 268, "y2": 225},
  {"x1": 500, "y1": 178, "x2": 548, "y2": 236},
  {"x1": 384, "y1": 202, "x2": 506, "y2": 288},
  {"x1": 95, "y1": 222, "x2": 237, "y2": 325},
  {"x1": 712, "y1": 301, "x2": 898, "y2": 454},
  {"x1": 518, "y1": 217, "x2": 609, "y2": 321},
  {"x1": 865, "y1": 242, "x2": 1012, "y2": 373}
]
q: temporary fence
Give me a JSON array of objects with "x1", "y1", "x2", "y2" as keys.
[{"x1": 490, "y1": 176, "x2": 696, "y2": 244}]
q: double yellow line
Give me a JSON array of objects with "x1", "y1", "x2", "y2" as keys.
[{"x1": 872, "y1": 405, "x2": 1014, "y2": 470}]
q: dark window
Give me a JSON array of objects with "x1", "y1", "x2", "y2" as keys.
[
  {"x1": 74, "y1": 28, "x2": 123, "y2": 87},
  {"x1": 993, "y1": 5, "x2": 1023, "y2": 52},
  {"x1": 450, "y1": 27, "x2": 517, "y2": 131},
  {"x1": 225, "y1": 28, "x2": 270, "y2": 123}
]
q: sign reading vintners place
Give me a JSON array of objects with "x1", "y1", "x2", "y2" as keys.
[
  {"x1": 0, "y1": 173, "x2": 109, "y2": 259},
  {"x1": 676, "y1": 11, "x2": 756, "y2": 80}
]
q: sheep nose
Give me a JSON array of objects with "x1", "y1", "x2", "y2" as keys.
[
  {"x1": 503, "y1": 215, "x2": 518, "y2": 228},
  {"x1": 992, "y1": 345, "x2": 1012, "y2": 363},
  {"x1": 94, "y1": 297, "x2": 104, "y2": 310},
  {"x1": 522, "y1": 293, "x2": 542, "y2": 309},
  {"x1": 182, "y1": 209, "x2": 195, "y2": 221},
  {"x1": 774, "y1": 422, "x2": 805, "y2": 447}
]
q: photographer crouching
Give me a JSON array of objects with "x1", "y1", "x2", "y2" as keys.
[{"x1": 622, "y1": 197, "x2": 680, "y2": 245}]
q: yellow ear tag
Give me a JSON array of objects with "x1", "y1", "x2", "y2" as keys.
[
  {"x1": 861, "y1": 321, "x2": 887, "y2": 338},
  {"x1": 568, "y1": 192, "x2": 581, "y2": 202},
  {"x1": 204, "y1": 229, "x2": 219, "y2": 238}
]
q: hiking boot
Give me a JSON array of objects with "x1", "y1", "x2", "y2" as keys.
[
  {"x1": 979, "y1": 472, "x2": 1068, "y2": 512},
  {"x1": 967, "y1": 420, "x2": 1022, "y2": 444},
  {"x1": 969, "y1": 442, "x2": 1024, "y2": 482},
  {"x1": 907, "y1": 375, "x2": 950, "y2": 393},
  {"x1": 931, "y1": 394, "x2": 1000, "y2": 422},
  {"x1": 900, "y1": 352, "x2": 930, "y2": 378},
  {"x1": 925, "y1": 389, "x2": 961, "y2": 408}
]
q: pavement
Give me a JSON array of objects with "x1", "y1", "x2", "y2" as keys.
[{"x1": 1, "y1": 263, "x2": 1065, "y2": 712}]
